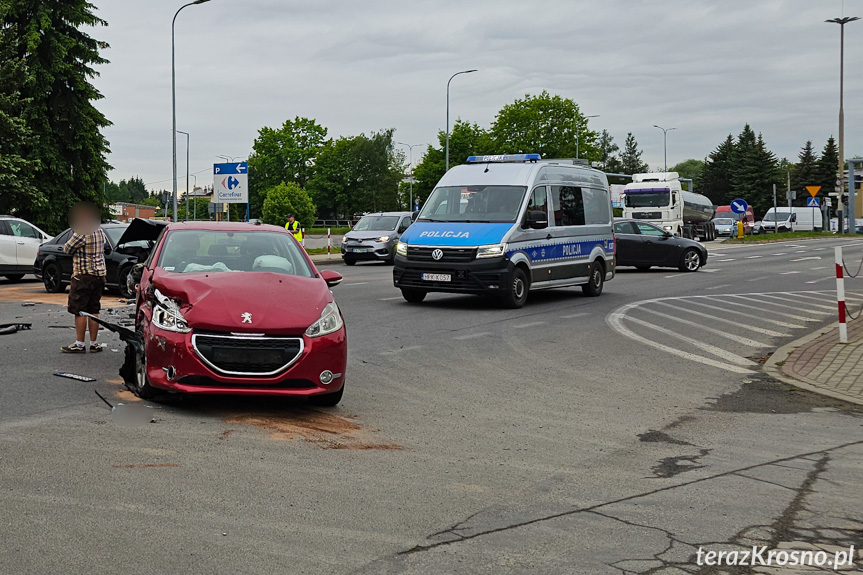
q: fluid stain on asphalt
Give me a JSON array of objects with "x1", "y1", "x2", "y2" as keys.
[
  {"x1": 703, "y1": 374, "x2": 859, "y2": 414},
  {"x1": 637, "y1": 430, "x2": 692, "y2": 445},
  {"x1": 222, "y1": 409, "x2": 402, "y2": 450},
  {"x1": 651, "y1": 449, "x2": 711, "y2": 478}
]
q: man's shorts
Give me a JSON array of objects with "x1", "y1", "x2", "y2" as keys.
[{"x1": 67, "y1": 274, "x2": 106, "y2": 316}]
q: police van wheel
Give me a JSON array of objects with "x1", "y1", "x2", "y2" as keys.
[
  {"x1": 501, "y1": 267, "x2": 529, "y2": 309},
  {"x1": 401, "y1": 288, "x2": 427, "y2": 303},
  {"x1": 582, "y1": 261, "x2": 604, "y2": 297}
]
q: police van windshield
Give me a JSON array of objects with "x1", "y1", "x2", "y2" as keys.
[
  {"x1": 418, "y1": 186, "x2": 527, "y2": 223},
  {"x1": 624, "y1": 190, "x2": 670, "y2": 208},
  {"x1": 353, "y1": 215, "x2": 399, "y2": 231}
]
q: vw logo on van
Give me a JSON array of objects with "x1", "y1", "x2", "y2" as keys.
[{"x1": 431, "y1": 249, "x2": 444, "y2": 261}]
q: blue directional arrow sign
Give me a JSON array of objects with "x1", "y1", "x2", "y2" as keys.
[
  {"x1": 807, "y1": 197, "x2": 820, "y2": 207},
  {"x1": 730, "y1": 198, "x2": 748, "y2": 214},
  {"x1": 213, "y1": 162, "x2": 248, "y2": 203}
]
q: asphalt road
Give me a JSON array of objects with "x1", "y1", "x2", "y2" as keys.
[{"x1": 2, "y1": 237, "x2": 863, "y2": 575}]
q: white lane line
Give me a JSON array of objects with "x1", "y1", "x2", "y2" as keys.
[
  {"x1": 780, "y1": 271, "x2": 801, "y2": 275},
  {"x1": 794, "y1": 250, "x2": 807, "y2": 253},
  {"x1": 344, "y1": 282, "x2": 370, "y2": 286},
  {"x1": 651, "y1": 301, "x2": 785, "y2": 336},
  {"x1": 664, "y1": 274, "x2": 688, "y2": 279},
  {"x1": 454, "y1": 332, "x2": 492, "y2": 341},
  {"x1": 746, "y1": 255, "x2": 764, "y2": 259},
  {"x1": 561, "y1": 312, "x2": 589, "y2": 319},
  {"x1": 607, "y1": 305, "x2": 753, "y2": 374},
  {"x1": 707, "y1": 295, "x2": 820, "y2": 321},
  {"x1": 812, "y1": 266, "x2": 827, "y2": 270},
  {"x1": 791, "y1": 256, "x2": 821, "y2": 262},
  {"x1": 378, "y1": 345, "x2": 423, "y2": 356},
  {"x1": 513, "y1": 321, "x2": 547, "y2": 329},
  {"x1": 813, "y1": 248, "x2": 826, "y2": 251},
  {"x1": 701, "y1": 269, "x2": 720, "y2": 273},
  {"x1": 680, "y1": 299, "x2": 806, "y2": 328},
  {"x1": 710, "y1": 253, "x2": 728, "y2": 257},
  {"x1": 720, "y1": 293, "x2": 826, "y2": 314},
  {"x1": 624, "y1": 315, "x2": 758, "y2": 365},
  {"x1": 747, "y1": 276, "x2": 770, "y2": 282},
  {"x1": 772, "y1": 253, "x2": 788, "y2": 256},
  {"x1": 716, "y1": 258, "x2": 736, "y2": 262},
  {"x1": 805, "y1": 277, "x2": 835, "y2": 285},
  {"x1": 782, "y1": 292, "x2": 842, "y2": 307},
  {"x1": 635, "y1": 307, "x2": 766, "y2": 346},
  {"x1": 704, "y1": 284, "x2": 731, "y2": 290},
  {"x1": 758, "y1": 293, "x2": 836, "y2": 312},
  {"x1": 379, "y1": 296, "x2": 403, "y2": 301}
]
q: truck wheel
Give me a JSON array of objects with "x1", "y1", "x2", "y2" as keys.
[
  {"x1": 582, "y1": 261, "x2": 605, "y2": 297},
  {"x1": 501, "y1": 267, "x2": 529, "y2": 308},
  {"x1": 679, "y1": 249, "x2": 702, "y2": 272},
  {"x1": 401, "y1": 289, "x2": 427, "y2": 303}
]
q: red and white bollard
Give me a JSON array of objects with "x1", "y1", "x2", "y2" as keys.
[
  {"x1": 836, "y1": 246, "x2": 848, "y2": 343},
  {"x1": 301, "y1": 228, "x2": 305, "y2": 249},
  {"x1": 327, "y1": 228, "x2": 331, "y2": 260}
]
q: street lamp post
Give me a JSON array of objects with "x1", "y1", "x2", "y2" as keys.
[
  {"x1": 396, "y1": 142, "x2": 425, "y2": 211},
  {"x1": 177, "y1": 130, "x2": 190, "y2": 221},
  {"x1": 445, "y1": 69, "x2": 477, "y2": 172},
  {"x1": 172, "y1": 0, "x2": 211, "y2": 223},
  {"x1": 575, "y1": 114, "x2": 599, "y2": 160},
  {"x1": 190, "y1": 174, "x2": 197, "y2": 221},
  {"x1": 653, "y1": 125, "x2": 677, "y2": 172},
  {"x1": 827, "y1": 16, "x2": 860, "y2": 231}
]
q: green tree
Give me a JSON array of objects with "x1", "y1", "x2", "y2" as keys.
[
  {"x1": 411, "y1": 120, "x2": 495, "y2": 204},
  {"x1": 597, "y1": 129, "x2": 620, "y2": 172},
  {"x1": 670, "y1": 159, "x2": 703, "y2": 183},
  {"x1": 1, "y1": 0, "x2": 112, "y2": 234},
  {"x1": 248, "y1": 117, "x2": 327, "y2": 218},
  {"x1": 731, "y1": 126, "x2": 778, "y2": 216},
  {"x1": 261, "y1": 182, "x2": 316, "y2": 228},
  {"x1": 619, "y1": 132, "x2": 648, "y2": 175},
  {"x1": 816, "y1": 136, "x2": 840, "y2": 198},
  {"x1": 791, "y1": 140, "x2": 820, "y2": 205},
  {"x1": 698, "y1": 135, "x2": 735, "y2": 205},
  {"x1": 490, "y1": 91, "x2": 597, "y2": 160}
]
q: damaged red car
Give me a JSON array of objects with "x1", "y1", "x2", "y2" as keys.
[{"x1": 124, "y1": 222, "x2": 346, "y2": 406}]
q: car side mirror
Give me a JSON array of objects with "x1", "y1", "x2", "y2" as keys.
[
  {"x1": 525, "y1": 210, "x2": 549, "y2": 229},
  {"x1": 104, "y1": 245, "x2": 112, "y2": 255},
  {"x1": 411, "y1": 211, "x2": 419, "y2": 222},
  {"x1": 320, "y1": 269, "x2": 343, "y2": 287},
  {"x1": 663, "y1": 231, "x2": 673, "y2": 238}
]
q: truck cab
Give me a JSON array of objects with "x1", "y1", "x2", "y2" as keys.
[{"x1": 621, "y1": 173, "x2": 715, "y2": 241}]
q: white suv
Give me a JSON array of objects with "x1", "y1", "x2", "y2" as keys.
[{"x1": 0, "y1": 215, "x2": 51, "y2": 281}]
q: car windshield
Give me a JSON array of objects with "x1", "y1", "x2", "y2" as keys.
[
  {"x1": 764, "y1": 212, "x2": 790, "y2": 222},
  {"x1": 417, "y1": 185, "x2": 527, "y2": 223},
  {"x1": 102, "y1": 226, "x2": 126, "y2": 247},
  {"x1": 353, "y1": 215, "x2": 399, "y2": 232},
  {"x1": 156, "y1": 229, "x2": 314, "y2": 277},
  {"x1": 623, "y1": 190, "x2": 670, "y2": 208},
  {"x1": 713, "y1": 218, "x2": 735, "y2": 225}
]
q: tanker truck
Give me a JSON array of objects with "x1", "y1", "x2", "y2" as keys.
[{"x1": 621, "y1": 172, "x2": 716, "y2": 241}]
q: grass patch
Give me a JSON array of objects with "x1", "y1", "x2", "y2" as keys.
[
  {"x1": 304, "y1": 247, "x2": 333, "y2": 255},
  {"x1": 725, "y1": 231, "x2": 834, "y2": 243},
  {"x1": 305, "y1": 227, "x2": 351, "y2": 236}
]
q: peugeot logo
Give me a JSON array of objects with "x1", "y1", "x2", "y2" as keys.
[
  {"x1": 431, "y1": 249, "x2": 444, "y2": 261},
  {"x1": 241, "y1": 312, "x2": 252, "y2": 324}
]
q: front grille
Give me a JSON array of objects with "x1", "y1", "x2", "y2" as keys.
[
  {"x1": 407, "y1": 246, "x2": 477, "y2": 262},
  {"x1": 632, "y1": 211, "x2": 662, "y2": 219},
  {"x1": 192, "y1": 334, "x2": 303, "y2": 377}
]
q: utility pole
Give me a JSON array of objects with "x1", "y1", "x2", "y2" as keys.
[{"x1": 773, "y1": 184, "x2": 778, "y2": 234}]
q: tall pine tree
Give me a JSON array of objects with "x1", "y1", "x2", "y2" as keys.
[
  {"x1": 730, "y1": 125, "x2": 778, "y2": 216},
  {"x1": 698, "y1": 134, "x2": 735, "y2": 205},
  {"x1": 816, "y1": 137, "x2": 841, "y2": 198},
  {"x1": 1, "y1": 0, "x2": 112, "y2": 233},
  {"x1": 619, "y1": 132, "x2": 648, "y2": 175},
  {"x1": 791, "y1": 140, "x2": 820, "y2": 205}
]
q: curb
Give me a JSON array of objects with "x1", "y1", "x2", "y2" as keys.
[{"x1": 764, "y1": 321, "x2": 863, "y2": 406}]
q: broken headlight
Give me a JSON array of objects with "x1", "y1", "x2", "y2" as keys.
[{"x1": 152, "y1": 289, "x2": 191, "y2": 333}]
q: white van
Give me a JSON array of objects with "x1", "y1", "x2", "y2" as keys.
[
  {"x1": 393, "y1": 154, "x2": 615, "y2": 308},
  {"x1": 761, "y1": 207, "x2": 823, "y2": 232}
]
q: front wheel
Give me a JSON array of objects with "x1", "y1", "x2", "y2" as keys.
[
  {"x1": 42, "y1": 262, "x2": 64, "y2": 293},
  {"x1": 3, "y1": 274, "x2": 24, "y2": 282},
  {"x1": 679, "y1": 248, "x2": 702, "y2": 272},
  {"x1": 308, "y1": 386, "x2": 344, "y2": 407},
  {"x1": 134, "y1": 346, "x2": 159, "y2": 400},
  {"x1": 343, "y1": 257, "x2": 356, "y2": 266},
  {"x1": 118, "y1": 265, "x2": 134, "y2": 299},
  {"x1": 401, "y1": 288, "x2": 427, "y2": 303},
  {"x1": 501, "y1": 267, "x2": 529, "y2": 308},
  {"x1": 582, "y1": 261, "x2": 605, "y2": 297}
]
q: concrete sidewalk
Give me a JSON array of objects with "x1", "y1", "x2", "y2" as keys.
[{"x1": 767, "y1": 317, "x2": 863, "y2": 406}]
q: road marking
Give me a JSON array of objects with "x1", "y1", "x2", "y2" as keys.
[
  {"x1": 791, "y1": 256, "x2": 821, "y2": 262},
  {"x1": 651, "y1": 301, "x2": 785, "y2": 336},
  {"x1": 378, "y1": 345, "x2": 423, "y2": 356},
  {"x1": 664, "y1": 274, "x2": 688, "y2": 279},
  {"x1": 805, "y1": 277, "x2": 835, "y2": 285},
  {"x1": 716, "y1": 258, "x2": 736, "y2": 262},
  {"x1": 344, "y1": 282, "x2": 370, "y2": 286},
  {"x1": 794, "y1": 250, "x2": 807, "y2": 253},
  {"x1": 757, "y1": 293, "x2": 836, "y2": 312},
  {"x1": 710, "y1": 253, "x2": 728, "y2": 257},
  {"x1": 747, "y1": 276, "x2": 770, "y2": 282},
  {"x1": 624, "y1": 315, "x2": 758, "y2": 365},
  {"x1": 454, "y1": 332, "x2": 492, "y2": 341},
  {"x1": 701, "y1": 269, "x2": 720, "y2": 273},
  {"x1": 635, "y1": 306, "x2": 766, "y2": 346},
  {"x1": 710, "y1": 295, "x2": 819, "y2": 321},
  {"x1": 513, "y1": 321, "x2": 547, "y2": 329},
  {"x1": 813, "y1": 248, "x2": 826, "y2": 251},
  {"x1": 379, "y1": 296, "x2": 403, "y2": 301},
  {"x1": 704, "y1": 284, "x2": 731, "y2": 290},
  {"x1": 780, "y1": 271, "x2": 801, "y2": 275},
  {"x1": 561, "y1": 312, "x2": 589, "y2": 319},
  {"x1": 812, "y1": 266, "x2": 827, "y2": 270},
  {"x1": 745, "y1": 255, "x2": 764, "y2": 259},
  {"x1": 681, "y1": 299, "x2": 806, "y2": 328},
  {"x1": 772, "y1": 253, "x2": 787, "y2": 256}
]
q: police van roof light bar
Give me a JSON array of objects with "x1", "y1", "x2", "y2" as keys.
[{"x1": 466, "y1": 153, "x2": 541, "y2": 163}]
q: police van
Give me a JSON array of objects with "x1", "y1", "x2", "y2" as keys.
[{"x1": 393, "y1": 154, "x2": 615, "y2": 308}]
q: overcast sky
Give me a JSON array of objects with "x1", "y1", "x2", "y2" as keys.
[{"x1": 92, "y1": 0, "x2": 862, "y2": 193}]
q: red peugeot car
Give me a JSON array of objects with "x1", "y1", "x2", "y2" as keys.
[{"x1": 128, "y1": 222, "x2": 346, "y2": 406}]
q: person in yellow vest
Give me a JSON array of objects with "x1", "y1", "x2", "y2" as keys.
[{"x1": 285, "y1": 213, "x2": 303, "y2": 243}]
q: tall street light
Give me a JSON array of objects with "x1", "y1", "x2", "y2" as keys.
[
  {"x1": 172, "y1": 0, "x2": 211, "y2": 223},
  {"x1": 653, "y1": 125, "x2": 677, "y2": 172},
  {"x1": 445, "y1": 69, "x2": 477, "y2": 172},
  {"x1": 826, "y1": 16, "x2": 860, "y2": 229},
  {"x1": 397, "y1": 142, "x2": 425, "y2": 211},
  {"x1": 575, "y1": 114, "x2": 599, "y2": 160},
  {"x1": 177, "y1": 130, "x2": 190, "y2": 221}
]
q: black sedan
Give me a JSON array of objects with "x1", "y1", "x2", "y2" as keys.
[
  {"x1": 34, "y1": 219, "x2": 166, "y2": 297},
  {"x1": 613, "y1": 219, "x2": 707, "y2": 272}
]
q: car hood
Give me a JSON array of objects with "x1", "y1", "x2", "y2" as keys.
[
  {"x1": 151, "y1": 268, "x2": 331, "y2": 334},
  {"x1": 401, "y1": 222, "x2": 513, "y2": 247},
  {"x1": 344, "y1": 230, "x2": 396, "y2": 241},
  {"x1": 116, "y1": 218, "x2": 168, "y2": 246}
]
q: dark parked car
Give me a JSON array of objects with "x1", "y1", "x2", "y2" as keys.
[
  {"x1": 613, "y1": 219, "x2": 707, "y2": 272},
  {"x1": 34, "y1": 219, "x2": 166, "y2": 298}
]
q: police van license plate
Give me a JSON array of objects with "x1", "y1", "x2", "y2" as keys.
[{"x1": 421, "y1": 273, "x2": 451, "y2": 282}]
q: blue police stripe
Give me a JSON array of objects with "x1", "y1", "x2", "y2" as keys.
[{"x1": 507, "y1": 238, "x2": 614, "y2": 262}]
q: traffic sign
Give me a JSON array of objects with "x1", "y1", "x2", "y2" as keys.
[
  {"x1": 805, "y1": 185, "x2": 821, "y2": 197},
  {"x1": 807, "y1": 197, "x2": 820, "y2": 207},
  {"x1": 213, "y1": 162, "x2": 248, "y2": 204},
  {"x1": 730, "y1": 199, "x2": 748, "y2": 214}
]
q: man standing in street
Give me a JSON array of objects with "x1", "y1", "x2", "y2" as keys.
[
  {"x1": 61, "y1": 202, "x2": 107, "y2": 354},
  {"x1": 285, "y1": 213, "x2": 303, "y2": 243}
]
